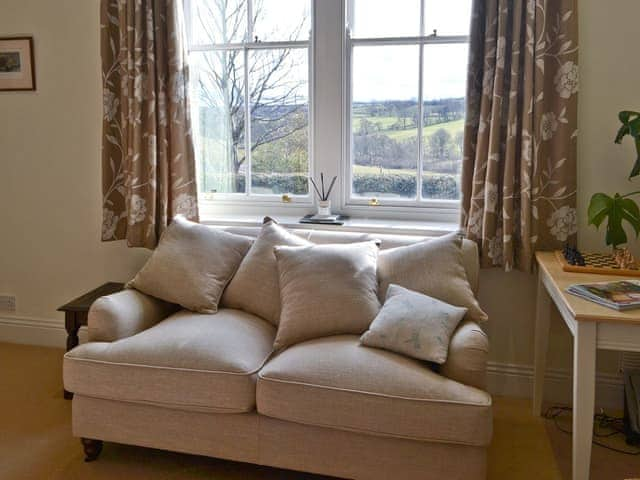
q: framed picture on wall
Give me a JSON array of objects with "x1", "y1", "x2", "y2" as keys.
[{"x1": 0, "y1": 36, "x2": 36, "y2": 91}]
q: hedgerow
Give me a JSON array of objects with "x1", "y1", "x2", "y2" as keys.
[{"x1": 216, "y1": 172, "x2": 459, "y2": 199}]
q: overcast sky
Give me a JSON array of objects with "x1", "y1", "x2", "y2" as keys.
[
  {"x1": 189, "y1": 0, "x2": 471, "y2": 103},
  {"x1": 351, "y1": 0, "x2": 471, "y2": 102}
]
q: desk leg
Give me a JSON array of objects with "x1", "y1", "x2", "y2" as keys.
[
  {"x1": 64, "y1": 312, "x2": 80, "y2": 400},
  {"x1": 65, "y1": 313, "x2": 80, "y2": 352},
  {"x1": 572, "y1": 321, "x2": 596, "y2": 480},
  {"x1": 533, "y1": 273, "x2": 551, "y2": 415}
]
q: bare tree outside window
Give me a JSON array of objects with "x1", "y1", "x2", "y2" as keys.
[
  {"x1": 184, "y1": 0, "x2": 470, "y2": 206},
  {"x1": 187, "y1": 0, "x2": 311, "y2": 195}
]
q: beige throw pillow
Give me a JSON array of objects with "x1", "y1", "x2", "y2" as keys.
[
  {"x1": 377, "y1": 232, "x2": 487, "y2": 323},
  {"x1": 360, "y1": 284, "x2": 467, "y2": 364},
  {"x1": 222, "y1": 218, "x2": 311, "y2": 325},
  {"x1": 127, "y1": 216, "x2": 253, "y2": 313},
  {"x1": 273, "y1": 241, "x2": 381, "y2": 350}
]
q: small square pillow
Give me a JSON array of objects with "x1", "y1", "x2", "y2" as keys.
[
  {"x1": 360, "y1": 284, "x2": 467, "y2": 364},
  {"x1": 273, "y1": 241, "x2": 381, "y2": 350},
  {"x1": 377, "y1": 231, "x2": 487, "y2": 323},
  {"x1": 127, "y1": 215, "x2": 253, "y2": 313},
  {"x1": 221, "y1": 217, "x2": 311, "y2": 325}
]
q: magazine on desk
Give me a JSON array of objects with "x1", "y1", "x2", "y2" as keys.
[{"x1": 566, "y1": 280, "x2": 640, "y2": 311}]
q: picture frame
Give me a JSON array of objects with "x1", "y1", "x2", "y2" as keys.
[{"x1": 0, "y1": 36, "x2": 36, "y2": 91}]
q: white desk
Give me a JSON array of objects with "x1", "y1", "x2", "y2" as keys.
[{"x1": 533, "y1": 251, "x2": 640, "y2": 480}]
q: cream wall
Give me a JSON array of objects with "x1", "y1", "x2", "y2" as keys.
[
  {"x1": 479, "y1": 0, "x2": 640, "y2": 376},
  {"x1": 577, "y1": 0, "x2": 640, "y2": 254},
  {"x1": 0, "y1": 0, "x2": 150, "y2": 321},
  {"x1": 1, "y1": 0, "x2": 639, "y2": 380}
]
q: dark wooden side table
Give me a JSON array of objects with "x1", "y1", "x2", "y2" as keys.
[{"x1": 58, "y1": 282, "x2": 124, "y2": 399}]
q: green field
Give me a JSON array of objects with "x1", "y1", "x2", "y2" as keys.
[
  {"x1": 353, "y1": 165, "x2": 414, "y2": 175},
  {"x1": 196, "y1": 107, "x2": 464, "y2": 194},
  {"x1": 422, "y1": 118, "x2": 464, "y2": 136},
  {"x1": 353, "y1": 165, "x2": 458, "y2": 177},
  {"x1": 352, "y1": 115, "x2": 464, "y2": 141}
]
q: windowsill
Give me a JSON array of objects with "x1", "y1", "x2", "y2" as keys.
[{"x1": 201, "y1": 213, "x2": 458, "y2": 237}]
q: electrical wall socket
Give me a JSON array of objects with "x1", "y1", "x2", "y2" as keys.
[{"x1": 0, "y1": 295, "x2": 16, "y2": 312}]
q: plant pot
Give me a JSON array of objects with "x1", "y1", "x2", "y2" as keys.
[{"x1": 317, "y1": 199, "x2": 331, "y2": 217}]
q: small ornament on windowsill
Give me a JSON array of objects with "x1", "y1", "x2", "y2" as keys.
[
  {"x1": 299, "y1": 173, "x2": 348, "y2": 225},
  {"x1": 309, "y1": 173, "x2": 337, "y2": 217}
]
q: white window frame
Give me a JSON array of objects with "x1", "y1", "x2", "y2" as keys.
[
  {"x1": 186, "y1": 0, "x2": 468, "y2": 223},
  {"x1": 185, "y1": 0, "x2": 315, "y2": 208},
  {"x1": 341, "y1": 0, "x2": 469, "y2": 219}
]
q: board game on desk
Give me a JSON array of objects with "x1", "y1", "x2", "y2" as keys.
[{"x1": 556, "y1": 245, "x2": 640, "y2": 277}]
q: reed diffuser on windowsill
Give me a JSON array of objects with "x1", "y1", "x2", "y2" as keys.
[{"x1": 310, "y1": 173, "x2": 337, "y2": 217}]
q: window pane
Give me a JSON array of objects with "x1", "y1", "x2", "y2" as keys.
[
  {"x1": 187, "y1": 0, "x2": 248, "y2": 46},
  {"x1": 253, "y1": 0, "x2": 311, "y2": 42},
  {"x1": 421, "y1": 44, "x2": 468, "y2": 200},
  {"x1": 249, "y1": 48, "x2": 309, "y2": 195},
  {"x1": 350, "y1": 0, "x2": 420, "y2": 39},
  {"x1": 351, "y1": 45, "x2": 419, "y2": 200},
  {"x1": 423, "y1": 0, "x2": 472, "y2": 37},
  {"x1": 190, "y1": 50, "x2": 246, "y2": 194}
]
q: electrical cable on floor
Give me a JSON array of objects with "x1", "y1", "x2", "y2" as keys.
[{"x1": 544, "y1": 405, "x2": 640, "y2": 456}]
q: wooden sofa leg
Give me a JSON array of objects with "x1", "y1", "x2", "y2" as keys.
[{"x1": 81, "y1": 438, "x2": 103, "y2": 462}]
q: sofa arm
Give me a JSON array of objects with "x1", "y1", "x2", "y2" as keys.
[
  {"x1": 88, "y1": 289, "x2": 178, "y2": 342},
  {"x1": 440, "y1": 320, "x2": 489, "y2": 390}
]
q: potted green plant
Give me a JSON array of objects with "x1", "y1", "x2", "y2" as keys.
[{"x1": 588, "y1": 111, "x2": 640, "y2": 250}]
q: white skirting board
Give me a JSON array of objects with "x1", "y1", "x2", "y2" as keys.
[
  {"x1": 0, "y1": 316, "x2": 624, "y2": 409},
  {"x1": 0, "y1": 315, "x2": 87, "y2": 349},
  {"x1": 487, "y1": 361, "x2": 623, "y2": 410}
]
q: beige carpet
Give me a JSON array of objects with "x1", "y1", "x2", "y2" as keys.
[
  {"x1": 544, "y1": 408, "x2": 640, "y2": 479},
  {"x1": 0, "y1": 342, "x2": 635, "y2": 479}
]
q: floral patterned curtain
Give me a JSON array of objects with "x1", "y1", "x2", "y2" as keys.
[
  {"x1": 101, "y1": 0, "x2": 199, "y2": 248},
  {"x1": 461, "y1": 0, "x2": 578, "y2": 271}
]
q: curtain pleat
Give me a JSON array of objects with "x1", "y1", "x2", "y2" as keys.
[
  {"x1": 101, "y1": 0, "x2": 199, "y2": 248},
  {"x1": 461, "y1": 0, "x2": 579, "y2": 271}
]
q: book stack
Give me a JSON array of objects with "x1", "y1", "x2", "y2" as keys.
[{"x1": 567, "y1": 280, "x2": 640, "y2": 311}]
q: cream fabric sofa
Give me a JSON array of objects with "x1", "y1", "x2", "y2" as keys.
[{"x1": 63, "y1": 227, "x2": 492, "y2": 480}]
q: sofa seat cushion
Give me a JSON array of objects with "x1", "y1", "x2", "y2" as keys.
[
  {"x1": 64, "y1": 309, "x2": 275, "y2": 413},
  {"x1": 257, "y1": 335, "x2": 492, "y2": 446}
]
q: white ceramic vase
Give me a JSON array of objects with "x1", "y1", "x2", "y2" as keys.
[{"x1": 317, "y1": 199, "x2": 331, "y2": 216}]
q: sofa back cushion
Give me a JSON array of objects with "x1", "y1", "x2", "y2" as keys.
[
  {"x1": 222, "y1": 219, "x2": 311, "y2": 325},
  {"x1": 223, "y1": 226, "x2": 480, "y2": 294},
  {"x1": 127, "y1": 216, "x2": 252, "y2": 313},
  {"x1": 273, "y1": 241, "x2": 381, "y2": 350},
  {"x1": 377, "y1": 232, "x2": 487, "y2": 323}
]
